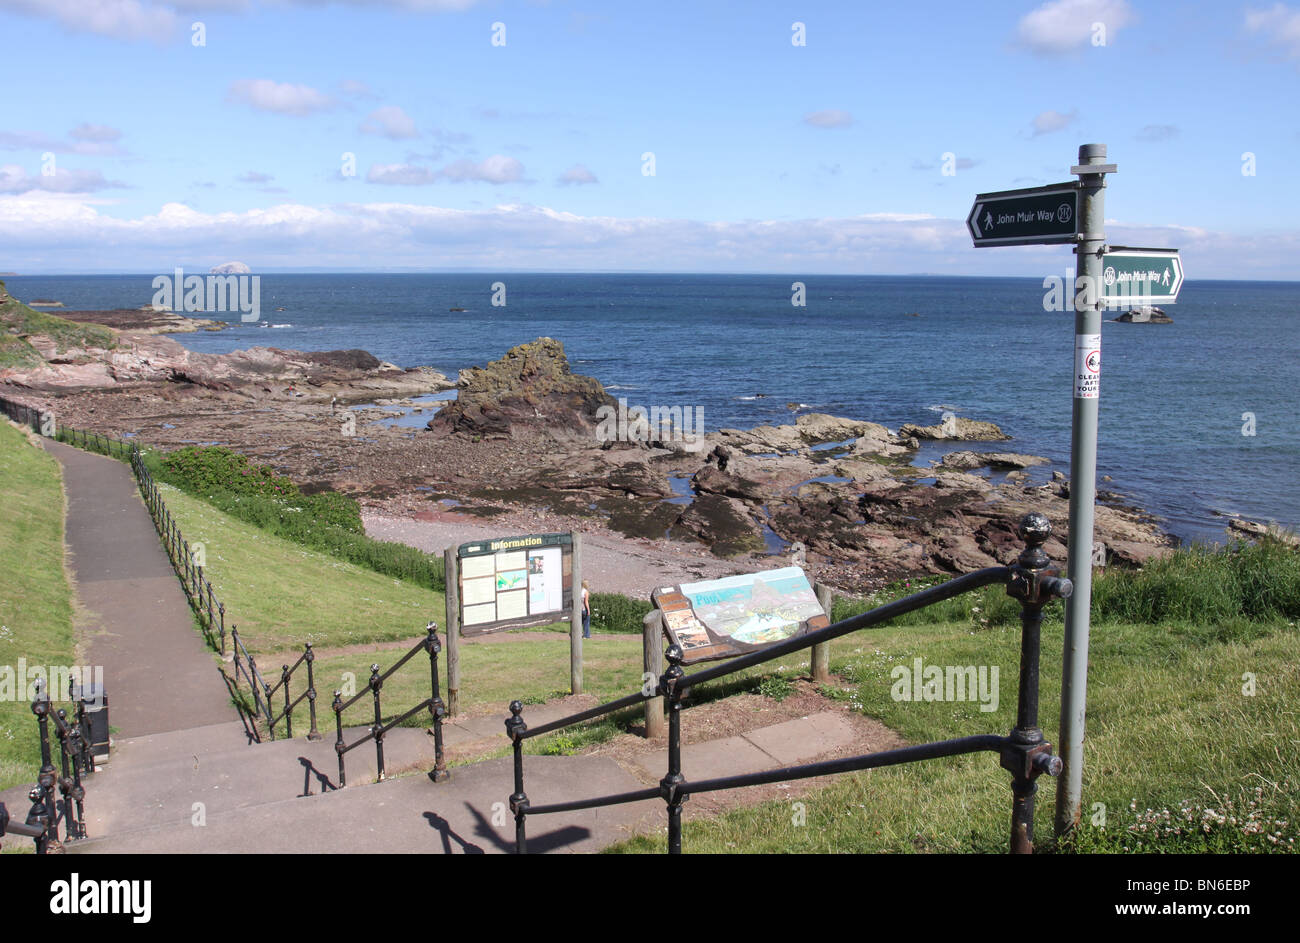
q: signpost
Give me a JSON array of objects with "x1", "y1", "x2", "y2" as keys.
[
  {"x1": 443, "y1": 531, "x2": 585, "y2": 712},
  {"x1": 968, "y1": 145, "x2": 1186, "y2": 840},
  {"x1": 1100, "y1": 247, "x2": 1183, "y2": 306},
  {"x1": 967, "y1": 184, "x2": 1079, "y2": 246}
]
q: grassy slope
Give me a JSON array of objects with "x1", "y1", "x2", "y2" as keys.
[
  {"x1": 0, "y1": 421, "x2": 76, "y2": 790},
  {"x1": 607, "y1": 614, "x2": 1298, "y2": 853},
  {"x1": 0, "y1": 281, "x2": 116, "y2": 368},
  {"x1": 157, "y1": 482, "x2": 445, "y2": 654}
]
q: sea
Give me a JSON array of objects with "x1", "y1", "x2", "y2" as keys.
[{"x1": 6, "y1": 273, "x2": 1297, "y2": 546}]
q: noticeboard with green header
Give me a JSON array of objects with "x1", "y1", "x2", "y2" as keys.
[{"x1": 457, "y1": 532, "x2": 574, "y2": 636}]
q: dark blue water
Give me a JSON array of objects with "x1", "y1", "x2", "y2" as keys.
[{"x1": 6, "y1": 273, "x2": 1297, "y2": 544}]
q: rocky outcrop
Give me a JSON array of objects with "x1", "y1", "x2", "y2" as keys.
[
  {"x1": 2, "y1": 323, "x2": 449, "y2": 400},
  {"x1": 715, "y1": 413, "x2": 912, "y2": 456},
  {"x1": 57, "y1": 308, "x2": 227, "y2": 334},
  {"x1": 427, "y1": 337, "x2": 616, "y2": 438},
  {"x1": 939, "y1": 450, "x2": 1048, "y2": 470},
  {"x1": 899, "y1": 416, "x2": 1011, "y2": 441},
  {"x1": 1114, "y1": 306, "x2": 1172, "y2": 324}
]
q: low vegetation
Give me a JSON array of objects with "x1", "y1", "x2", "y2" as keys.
[
  {"x1": 0, "y1": 421, "x2": 77, "y2": 790},
  {"x1": 0, "y1": 283, "x2": 115, "y2": 369}
]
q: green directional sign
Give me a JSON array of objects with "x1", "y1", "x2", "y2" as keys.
[
  {"x1": 1100, "y1": 247, "x2": 1183, "y2": 305},
  {"x1": 967, "y1": 183, "x2": 1079, "y2": 247}
]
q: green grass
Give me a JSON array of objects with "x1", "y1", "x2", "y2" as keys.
[
  {"x1": 157, "y1": 482, "x2": 445, "y2": 654},
  {"x1": 606, "y1": 612, "x2": 1299, "y2": 853},
  {"x1": 0, "y1": 421, "x2": 77, "y2": 790},
  {"x1": 0, "y1": 282, "x2": 115, "y2": 368}
]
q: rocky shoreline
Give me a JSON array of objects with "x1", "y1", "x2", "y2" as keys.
[{"x1": 1, "y1": 290, "x2": 1178, "y2": 596}]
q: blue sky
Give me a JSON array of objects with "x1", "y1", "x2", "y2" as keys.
[{"x1": 0, "y1": 0, "x2": 1296, "y2": 276}]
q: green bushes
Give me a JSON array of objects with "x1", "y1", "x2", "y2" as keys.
[
  {"x1": 1091, "y1": 539, "x2": 1300, "y2": 625},
  {"x1": 589, "y1": 592, "x2": 653, "y2": 634},
  {"x1": 831, "y1": 538, "x2": 1300, "y2": 632},
  {"x1": 162, "y1": 445, "x2": 298, "y2": 498},
  {"x1": 143, "y1": 445, "x2": 443, "y2": 592}
]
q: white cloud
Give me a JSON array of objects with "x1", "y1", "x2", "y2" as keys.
[
  {"x1": 1030, "y1": 108, "x2": 1078, "y2": 136},
  {"x1": 436, "y1": 155, "x2": 525, "y2": 184},
  {"x1": 0, "y1": 0, "x2": 177, "y2": 42},
  {"x1": 361, "y1": 106, "x2": 419, "y2": 140},
  {"x1": 557, "y1": 164, "x2": 598, "y2": 186},
  {"x1": 1016, "y1": 0, "x2": 1133, "y2": 54},
  {"x1": 0, "y1": 1, "x2": 480, "y2": 43},
  {"x1": 367, "y1": 164, "x2": 436, "y2": 185},
  {"x1": 804, "y1": 109, "x2": 854, "y2": 129},
  {"x1": 227, "y1": 79, "x2": 334, "y2": 116},
  {"x1": 0, "y1": 192, "x2": 1292, "y2": 277},
  {"x1": 237, "y1": 171, "x2": 274, "y2": 183},
  {"x1": 0, "y1": 164, "x2": 126, "y2": 194},
  {"x1": 1245, "y1": 4, "x2": 1300, "y2": 59},
  {"x1": 0, "y1": 127, "x2": 125, "y2": 156}
]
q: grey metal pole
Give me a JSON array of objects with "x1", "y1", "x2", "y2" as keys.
[
  {"x1": 1055, "y1": 142, "x2": 1116, "y2": 838},
  {"x1": 642, "y1": 609, "x2": 665, "y2": 738},
  {"x1": 443, "y1": 547, "x2": 461, "y2": 717},
  {"x1": 569, "y1": 531, "x2": 583, "y2": 696},
  {"x1": 812, "y1": 583, "x2": 832, "y2": 683}
]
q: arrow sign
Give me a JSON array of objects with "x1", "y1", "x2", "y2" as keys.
[
  {"x1": 1100, "y1": 247, "x2": 1183, "y2": 305},
  {"x1": 967, "y1": 183, "x2": 1080, "y2": 247}
]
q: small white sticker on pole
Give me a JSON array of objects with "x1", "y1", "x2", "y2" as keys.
[{"x1": 1074, "y1": 333, "x2": 1101, "y2": 399}]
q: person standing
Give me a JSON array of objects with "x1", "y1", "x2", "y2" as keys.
[{"x1": 581, "y1": 580, "x2": 591, "y2": 639}]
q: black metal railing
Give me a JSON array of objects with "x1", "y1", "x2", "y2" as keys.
[
  {"x1": 265, "y1": 642, "x2": 322, "y2": 741},
  {"x1": 11, "y1": 680, "x2": 96, "y2": 854},
  {"x1": 0, "y1": 392, "x2": 43, "y2": 433},
  {"x1": 331, "y1": 622, "x2": 449, "y2": 787},
  {"x1": 129, "y1": 447, "x2": 232, "y2": 656},
  {"x1": 504, "y1": 512, "x2": 1073, "y2": 855},
  {"x1": 230, "y1": 627, "x2": 273, "y2": 733}
]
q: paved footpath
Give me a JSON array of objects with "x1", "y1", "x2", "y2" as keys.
[{"x1": 42, "y1": 439, "x2": 238, "y2": 736}]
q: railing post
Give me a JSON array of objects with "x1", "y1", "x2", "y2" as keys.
[
  {"x1": 369, "y1": 664, "x2": 385, "y2": 781},
  {"x1": 505, "y1": 700, "x2": 529, "y2": 853},
  {"x1": 305, "y1": 642, "x2": 321, "y2": 741},
  {"x1": 333, "y1": 690, "x2": 346, "y2": 787},
  {"x1": 248, "y1": 652, "x2": 263, "y2": 718},
  {"x1": 812, "y1": 583, "x2": 833, "y2": 683},
  {"x1": 1002, "y1": 512, "x2": 1070, "y2": 855},
  {"x1": 218, "y1": 602, "x2": 227, "y2": 657},
  {"x1": 281, "y1": 664, "x2": 292, "y2": 739},
  {"x1": 55, "y1": 709, "x2": 84, "y2": 840},
  {"x1": 642, "y1": 610, "x2": 665, "y2": 739},
  {"x1": 30, "y1": 682, "x2": 57, "y2": 854},
  {"x1": 424, "y1": 622, "x2": 449, "y2": 782},
  {"x1": 659, "y1": 644, "x2": 688, "y2": 854}
]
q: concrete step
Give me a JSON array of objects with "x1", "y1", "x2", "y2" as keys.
[
  {"x1": 77, "y1": 700, "x2": 588, "y2": 838},
  {"x1": 69, "y1": 754, "x2": 662, "y2": 854}
]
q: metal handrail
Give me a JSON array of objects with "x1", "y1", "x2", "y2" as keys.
[
  {"x1": 505, "y1": 511, "x2": 1073, "y2": 855},
  {"x1": 331, "y1": 622, "x2": 449, "y2": 787},
  {"x1": 263, "y1": 643, "x2": 321, "y2": 741}
]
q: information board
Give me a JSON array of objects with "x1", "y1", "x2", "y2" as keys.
[
  {"x1": 651, "y1": 567, "x2": 828, "y2": 664},
  {"x1": 457, "y1": 533, "x2": 574, "y2": 636}
]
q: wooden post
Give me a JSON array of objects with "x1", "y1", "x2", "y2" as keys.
[
  {"x1": 569, "y1": 531, "x2": 583, "y2": 696},
  {"x1": 643, "y1": 609, "x2": 665, "y2": 739},
  {"x1": 812, "y1": 582, "x2": 833, "y2": 684},
  {"x1": 443, "y1": 547, "x2": 461, "y2": 717}
]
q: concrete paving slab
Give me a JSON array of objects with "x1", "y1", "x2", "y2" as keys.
[
  {"x1": 70, "y1": 755, "x2": 661, "y2": 854},
  {"x1": 632, "y1": 734, "x2": 778, "y2": 783},
  {"x1": 742, "y1": 711, "x2": 856, "y2": 766}
]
